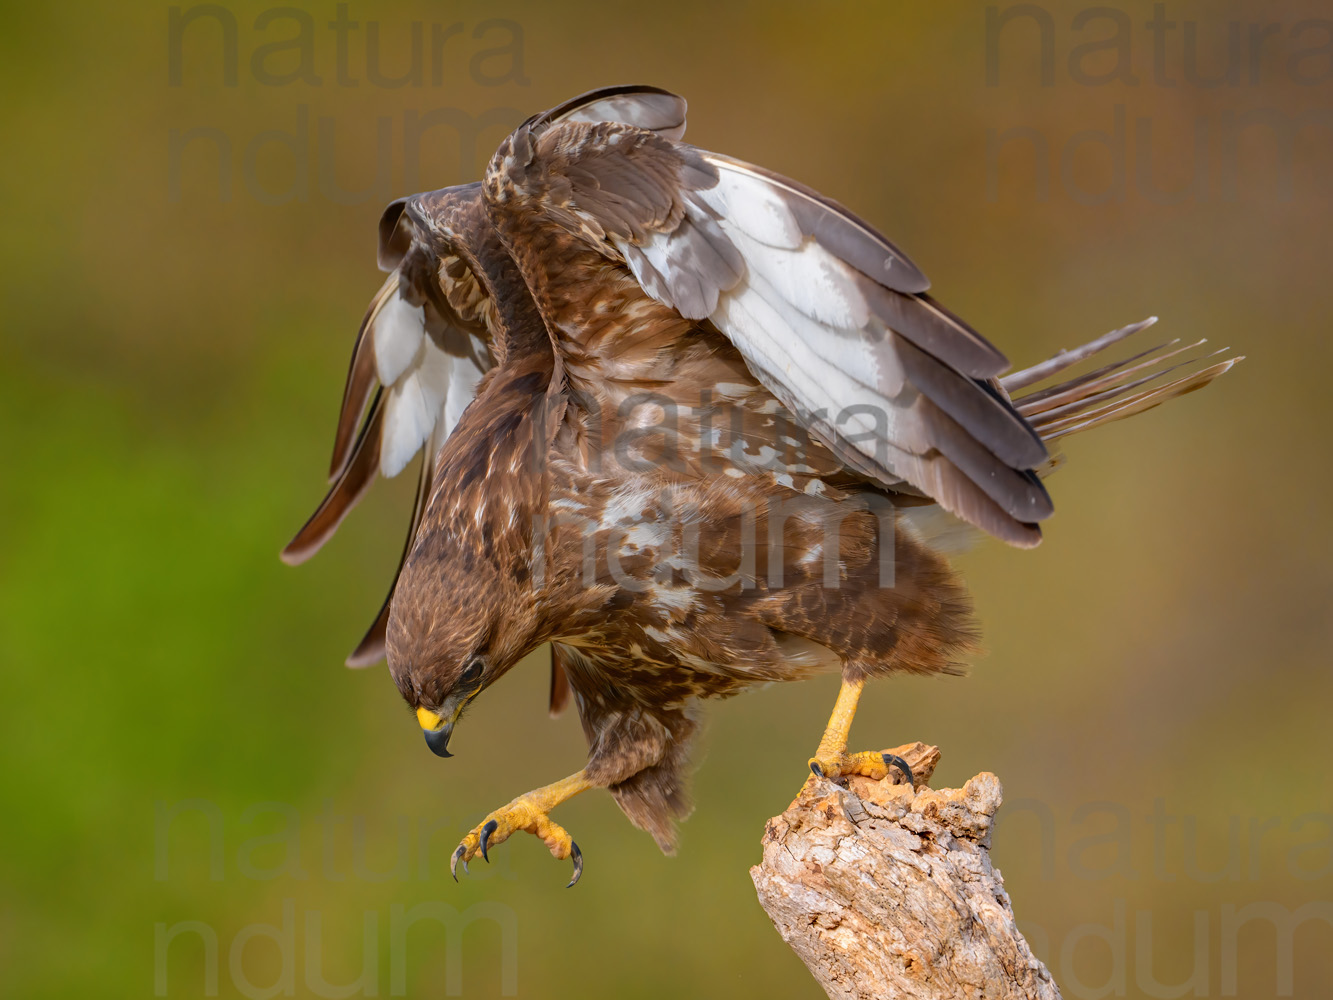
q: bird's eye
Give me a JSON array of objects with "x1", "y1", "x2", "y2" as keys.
[{"x1": 460, "y1": 657, "x2": 485, "y2": 686}]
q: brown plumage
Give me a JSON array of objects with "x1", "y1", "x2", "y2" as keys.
[{"x1": 284, "y1": 87, "x2": 1240, "y2": 881}]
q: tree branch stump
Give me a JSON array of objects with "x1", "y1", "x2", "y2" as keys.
[{"x1": 750, "y1": 743, "x2": 1061, "y2": 999}]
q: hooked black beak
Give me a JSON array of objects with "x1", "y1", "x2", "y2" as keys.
[
  {"x1": 416, "y1": 707, "x2": 454, "y2": 758},
  {"x1": 424, "y1": 723, "x2": 454, "y2": 758}
]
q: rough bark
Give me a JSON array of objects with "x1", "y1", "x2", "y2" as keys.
[{"x1": 750, "y1": 743, "x2": 1061, "y2": 1000}]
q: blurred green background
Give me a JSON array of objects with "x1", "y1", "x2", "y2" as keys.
[{"x1": 3, "y1": 1, "x2": 1331, "y2": 997}]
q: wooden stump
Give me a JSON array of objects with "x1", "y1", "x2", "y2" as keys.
[{"x1": 750, "y1": 743, "x2": 1061, "y2": 999}]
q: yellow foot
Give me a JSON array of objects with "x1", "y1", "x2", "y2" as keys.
[
  {"x1": 808, "y1": 750, "x2": 914, "y2": 786},
  {"x1": 450, "y1": 794, "x2": 583, "y2": 887}
]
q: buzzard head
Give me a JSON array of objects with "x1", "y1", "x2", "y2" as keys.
[{"x1": 383, "y1": 535, "x2": 540, "y2": 760}]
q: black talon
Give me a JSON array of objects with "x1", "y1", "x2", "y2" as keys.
[
  {"x1": 450, "y1": 844, "x2": 466, "y2": 882},
  {"x1": 810, "y1": 761, "x2": 824, "y2": 777},
  {"x1": 882, "y1": 753, "x2": 914, "y2": 788},
  {"x1": 566, "y1": 841, "x2": 583, "y2": 888},
  {"x1": 479, "y1": 819, "x2": 498, "y2": 862}
]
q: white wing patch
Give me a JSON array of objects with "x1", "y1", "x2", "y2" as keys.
[
  {"x1": 381, "y1": 339, "x2": 449, "y2": 477},
  {"x1": 697, "y1": 167, "x2": 802, "y2": 248},
  {"x1": 614, "y1": 159, "x2": 916, "y2": 469},
  {"x1": 375, "y1": 283, "x2": 488, "y2": 478},
  {"x1": 373, "y1": 292, "x2": 426, "y2": 385},
  {"x1": 600, "y1": 146, "x2": 1052, "y2": 539}
]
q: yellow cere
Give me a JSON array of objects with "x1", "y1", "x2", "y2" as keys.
[{"x1": 416, "y1": 707, "x2": 445, "y2": 731}]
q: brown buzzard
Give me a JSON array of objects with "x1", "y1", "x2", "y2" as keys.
[{"x1": 284, "y1": 86, "x2": 1238, "y2": 886}]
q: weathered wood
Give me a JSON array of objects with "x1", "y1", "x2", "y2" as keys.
[{"x1": 750, "y1": 743, "x2": 1060, "y2": 999}]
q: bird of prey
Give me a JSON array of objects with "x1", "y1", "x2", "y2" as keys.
[{"x1": 283, "y1": 86, "x2": 1238, "y2": 886}]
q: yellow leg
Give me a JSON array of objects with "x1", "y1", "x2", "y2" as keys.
[
  {"x1": 451, "y1": 770, "x2": 593, "y2": 887},
  {"x1": 808, "y1": 678, "x2": 914, "y2": 785}
]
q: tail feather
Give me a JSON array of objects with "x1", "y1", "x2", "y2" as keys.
[
  {"x1": 1004, "y1": 318, "x2": 1242, "y2": 454},
  {"x1": 1012, "y1": 341, "x2": 1169, "y2": 412},
  {"x1": 905, "y1": 317, "x2": 1239, "y2": 550},
  {"x1": 1035, "y1": 358, "x2": 1239, "y2": 442},
  {"x1": 1000, "y1": 317, "x2": 1158, "y2": 393},
  {"x1": 1015, "y1": 337, "x2": 1207, "y2": 416},
  {"x1": 1021, "y1": 340, "x2": 1222, "y2": 425}
]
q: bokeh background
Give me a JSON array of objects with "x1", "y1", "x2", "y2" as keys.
[{"x1": 3, "y1": 1, "x2": 1331, "y2": 997}]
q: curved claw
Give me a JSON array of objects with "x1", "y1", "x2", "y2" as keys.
[
  {"x1": 450, "y1": 844, "x2": 467, "y2": 882},
  {"x1": 478, "y1": 819, "x2": 498, "y2": 863},
  {"x1": 882, "y1": 752, "x2": 914, "y2": 788},
  {"x1": 809, "y1": 761, "x2": 824, "y2": 778},
  {"x1": 566, "y1": 841, "x2": 583, "y2": 888}
]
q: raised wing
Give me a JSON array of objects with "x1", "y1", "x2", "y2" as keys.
[
  {"x1": 283, "y1": 85, "x2": 694, "y2": 666},
  {"x1": 282, "y1": 188, "x2": 493, "y2": 664},
  {"x1": 487, "y1": 110, "x2": 1054, "y2": 545}
]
